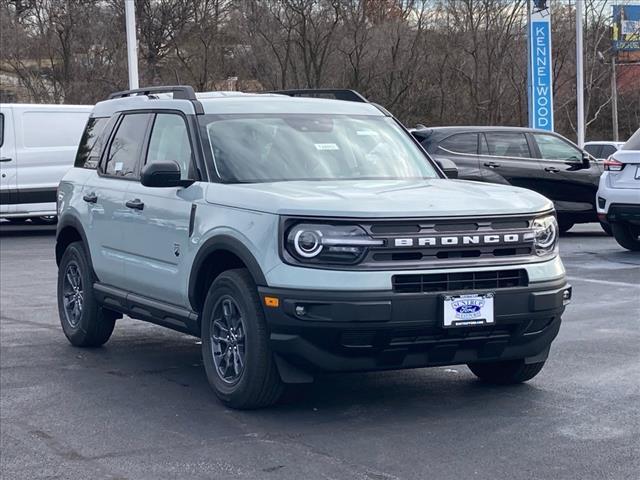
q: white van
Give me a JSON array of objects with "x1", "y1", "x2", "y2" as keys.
[{"x1": 0, "y1": 103, "x2": 91, "y2": 222}]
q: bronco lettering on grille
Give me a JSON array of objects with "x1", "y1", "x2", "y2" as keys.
[{"x1": 393, "y1": 234, "x2": 522, "y2": 247}]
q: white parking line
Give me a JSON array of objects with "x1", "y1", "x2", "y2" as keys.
[{"x1": 567, "y1": 276, "x2": 640, "y2": 289}]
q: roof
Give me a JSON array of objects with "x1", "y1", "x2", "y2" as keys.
[
  {"x1": 91, "y1": 91, "x2": 384, "y2": 118},
  {"x1": 0, "y1": 103, "x2": 92, "y2": 111},
  {"x1": 584, "y1": 141, "x2": 625, "y2": 146},
  {"x1": 414, "y1": 126, "x2": 555, "y2": 136}
]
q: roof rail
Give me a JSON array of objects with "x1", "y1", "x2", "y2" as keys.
[
  {"x1": 269, "y1": 89, "x2": 369, "y2": 103},
  {"x1": 107, "y1": 85, "x2": 204, "y2": 114}
]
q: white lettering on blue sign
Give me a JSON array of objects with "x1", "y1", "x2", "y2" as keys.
[{"x1": 529, "y1": 19, "x2": 554, "y2": 131}]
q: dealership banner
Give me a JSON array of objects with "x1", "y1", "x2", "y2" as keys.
[{"x1": 528, "y1": 0, "x2": 554, "y2": 131}]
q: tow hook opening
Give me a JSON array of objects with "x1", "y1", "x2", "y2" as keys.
[{"x1": 562, "y1": 286, "x2": 572, "y2": 305}]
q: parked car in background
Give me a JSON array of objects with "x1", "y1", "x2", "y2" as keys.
[
  {"x1": 596, "y1": 129, "x2": 640, "y2": 251},
  {"x1": 412, "y1": 127, "x2": 603, "y2": 234},
  {"x1": 584, "y1": 141, "x2": 624, "y2": 160},
  {"x1": 0, "y1": 103, "x2": 91, "y2": 224}
]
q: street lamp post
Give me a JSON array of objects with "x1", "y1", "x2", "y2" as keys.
[
  {"x1": 611, "y1": 56, "x2": 619, "y2": 142},
  {"x1": 576, "y1": 0, "x2": 585, "y2": 148},
  {"x1": 124, "y1": 0, "x2": 139, "y2": 90}
]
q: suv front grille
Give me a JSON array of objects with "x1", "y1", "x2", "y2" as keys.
[
  {"x1": 357, "y1": 215, "x2": 541, "y2": 269},
  {"x1": 392, "y1": 269, "x2": 528, "y2": 294}
]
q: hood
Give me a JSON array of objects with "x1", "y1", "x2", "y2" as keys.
[{"x1": 205, "y1": 179, "x2": 553, "y2": 218}]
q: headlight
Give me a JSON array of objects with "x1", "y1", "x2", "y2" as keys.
[
  {"x1": 532, "y1": 215, "x2": 558, "y2": 256},
  {"x1": 285, "y1": 223, "x2": 383, "y2": 264}
]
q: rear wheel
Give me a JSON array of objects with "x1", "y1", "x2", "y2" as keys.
[
  {"x1": 468, "y1": 359, "x2": 546, "y2": 384},
  {"x1": 611, "y1": 222, "x2": 640, "y2": 251},
  {"x1": 201, "y1": 269, "x2": 283, "y2": 409},
  {"x1": 57, "y1": 241, "x2": 117, "y2": 347},
  {"x1": 600, "y1": 222, "x2": 612, "y2": 236}
]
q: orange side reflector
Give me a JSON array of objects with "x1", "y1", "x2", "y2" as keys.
[{"x1": 264, "y1": 296, "x2": 280, "y2": 308}]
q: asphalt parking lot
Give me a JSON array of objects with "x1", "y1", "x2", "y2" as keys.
[{"x1": 1, "y1": 223, "x2": 639, "y2": 480}]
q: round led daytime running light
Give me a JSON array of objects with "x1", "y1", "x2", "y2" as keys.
[{"x1": 293, "y1": 229, "x2": 324, "y2": 258}]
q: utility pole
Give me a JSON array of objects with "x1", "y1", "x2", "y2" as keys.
[
  {"x1": 125, "y1": 0, "x2": 139, "y2": 90},
  {"x1": 611, "y1": 56, "x2": 619, "y2": 142},
  {"x1": 576, "y1": 0, "x2": 585, "y2": 147}
]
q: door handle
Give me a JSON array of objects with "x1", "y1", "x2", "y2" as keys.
[
  {"x1": 544, "y1": 167, "x2": 560, "y2": 173},
  {"x1": 484, "y1": 162, "x2": 501, "y2": 168},
  {"x1": 0, "y1": 157, "x2": 12, "y2": 162},
  {"x1": 125, "y1": 198, "x2": 144, "y2": 210},
  {"x1": 83, "y1": 192, "x2": 98, "y2": 203}
]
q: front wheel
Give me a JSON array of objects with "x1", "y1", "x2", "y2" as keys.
[
  {"x1": 201, "y1": 269, "x2": 283, "y2": 409},
  {"x1": 467, "y1": 359, "x2": 546, "y2": 384},
  {"x1": 558, "y1": 218, "x2": 574, "y2": 234},
  {"x1": 611, "y1": 222, "x2": 640, "y2": 251},
  {"x1": 57, "y1": 241, "x2": 117, "y2": 347}
]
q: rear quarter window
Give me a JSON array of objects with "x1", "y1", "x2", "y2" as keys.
[
  {"x1": 438, "y1": 133, "x2": 478, "y2": 155},
  {"x1": 21, "y1": 111, "x2": 88, "y2": 148},
  {"x1": 600, "y1": 145, "x2": 617, "y2": 158},
  {"x1": 75, "y1": 117, "x2": 111, "y2": 169}
]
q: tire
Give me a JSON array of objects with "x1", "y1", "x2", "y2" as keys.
[
  {"x1": 201, "y1": 269, "x2": 283, "y2": 409},
  {"x1": 467, "y1": 359, "x2": 546, "y2": 384},
  {"x1": 558, "y1": 218, "x2": 574, "y2": 234},
  {"x1": 611, "y1": 222, "x2": 640, "y2": 251},
  {"x1": 57, "y1": 241, "x2": 116, "y2": 347},
  {"x1": 600, "y1": 221, "x2": 612, "y2": 236}
]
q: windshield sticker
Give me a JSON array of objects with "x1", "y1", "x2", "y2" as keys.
[
  {"x1": 114, "y1": 162, "x2": 124, "y2": 172},
  {"x1": 315, "y1": 143, "x2": 340, "y2": 151},
  {"x1": 356, "y1": 130, "x2": 379, "y2": 136}
]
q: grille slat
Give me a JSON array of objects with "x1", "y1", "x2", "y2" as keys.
[{"x1": 392, "y1": 269, "x2": 528, "y2": 294}]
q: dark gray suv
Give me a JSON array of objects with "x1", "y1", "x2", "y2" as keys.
[{"x1": 412, "y1": 127, "x2": 604, "y2": 233}]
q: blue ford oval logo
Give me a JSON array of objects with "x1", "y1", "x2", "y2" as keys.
[{"x1": 456, "y1": 305, "x2": 481, "y2": 314}]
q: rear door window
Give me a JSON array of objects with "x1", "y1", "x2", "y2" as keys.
[
  {"x1": 103, "y1": 114, "x2": 151, "y2": 178},
  {"x1": 484, "y1": 132, "x2": 531, "y2": 158},
  {"x1": 438, "y1": 133, "x2": 478, "y2": 155},
  {"x1": 583, "y1": 144, "x2": 601, "y2": 158}
]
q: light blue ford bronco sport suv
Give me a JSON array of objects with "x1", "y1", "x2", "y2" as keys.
[{"x1": 56, "y1": 86, "x2": 571, "y2": 408}]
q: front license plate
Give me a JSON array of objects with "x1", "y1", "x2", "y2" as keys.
[{"x1": 443, "y1": 293, "x2": 495, "y2": 328}]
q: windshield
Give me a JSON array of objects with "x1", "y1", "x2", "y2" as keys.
[{"x1": 200, "y1": 114, "x2": 439, "y2": 183}]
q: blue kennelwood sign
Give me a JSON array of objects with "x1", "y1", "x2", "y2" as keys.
[{"x1": 529, "y1": 18, "x2": 554, "y2": 131}]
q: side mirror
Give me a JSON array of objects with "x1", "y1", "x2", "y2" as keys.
[
  {"x1": 582, "y1": 151, "x2": 591, "y2": 168},
  {"x1": 436, "y1": 158, "x2": 458, "y2": 179},
  {"x1": 140, "y1": 161, "x2": 193, "y2": 188}
]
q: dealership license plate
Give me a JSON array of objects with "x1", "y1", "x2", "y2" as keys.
[{"x1": 443, "y1": 293, "x2": 495, "y2": 328}]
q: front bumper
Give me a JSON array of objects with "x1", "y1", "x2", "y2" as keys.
[{"x1": 259, "y1": 278, "x2": 569, "y2": 376}]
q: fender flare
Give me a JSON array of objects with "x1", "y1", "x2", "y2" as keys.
[
  {"x1": 55, "y1": 213, "x2": 93, "y2": 267},
  {"x1": 188, "y1": 234, "x2": 267, "y2": 311}
]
